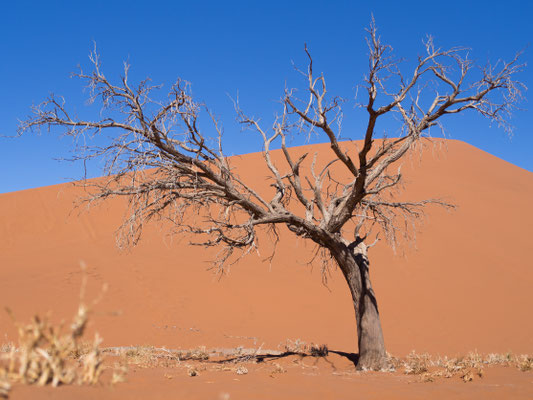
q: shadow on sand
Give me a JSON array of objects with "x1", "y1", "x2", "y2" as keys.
[{"x1": 207, "y1": 349, "x2": 360, "y2": 368}]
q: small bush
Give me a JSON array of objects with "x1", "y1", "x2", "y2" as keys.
[
  {"x1": 403, "y1": 351, "x2": 431, "y2": 375},
  {"x1": 389, "y1": 350, "x2": 532, "y2": 383},
  {"x1": 0, "y1": 265, "x2": 111, "y2": 397},
  {"x1": 309, "y1": 344, "x2": 329, "y2": 357},
  {"x1": 517, "y1": 355, "x2": 533, "y2": 372}
]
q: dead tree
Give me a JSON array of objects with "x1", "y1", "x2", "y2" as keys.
[{"x1": 20, "y1": 22, "x2": 524, "y2": 369}]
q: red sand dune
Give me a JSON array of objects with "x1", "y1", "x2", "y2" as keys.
[{"x1": 1, "y1": 139, "x2": 532, "y2": 399}]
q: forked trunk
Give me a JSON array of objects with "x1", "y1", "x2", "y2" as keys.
[{"x1": 331, "y1": 239, "x2": 387, "y2": 370}]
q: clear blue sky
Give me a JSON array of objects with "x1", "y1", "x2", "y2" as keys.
[{"x1": 1, "y1": 0, "x2": 531, "y2": 193}]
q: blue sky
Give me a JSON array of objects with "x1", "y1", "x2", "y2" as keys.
[{"x1": 1, "y1": 0, "x2": 531, "y2": 193}]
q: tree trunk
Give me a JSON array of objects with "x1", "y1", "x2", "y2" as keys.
[{"x1": 330, "y1": 238, "x2": 387, "y2": 370}]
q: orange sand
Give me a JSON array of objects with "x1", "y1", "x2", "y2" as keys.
[{"x1": 0, "y1": 139, "x2": 532, "y2": 399}]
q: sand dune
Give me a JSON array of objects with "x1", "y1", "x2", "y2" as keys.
[{"x1": 1, "y1": 139, "x2": 532, "y2": 398}]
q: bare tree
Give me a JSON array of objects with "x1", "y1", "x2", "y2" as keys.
[{"x1": 20, "y1": 21, "x2": 524, "y2": 369}]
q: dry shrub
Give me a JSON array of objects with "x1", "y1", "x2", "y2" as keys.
[
  {"x1": 123, "y1": 346, "x2": 161, "y2": 366},
  {"x1": 485, "y1": 353, "x2": 510, "y2": 365},
  {"x1": 517, "y1": 355, "x2": 533, "y2": 372},
  {"x1": 120, "y1": 345, "x2": 207, "y2": 367},
  {"x1": 282, "y1": 339, "x2": 308, "y2": 353},
  {"x1": 235, "y1": 365, "x2": 248, "y2": 375},
  {"x1": 0, "y1": 307, "x2": 104, "y2": 390},
  {"x1": 80, "y1": 334, "x2": 104, "y2": 385},
  {"x1": 269, "y1": 363, "x2": 286, "y2": 378},
  {"x1": 180, "y1": 346, "x2": 209, "y2": 361},
  {"x1": 460, "y1": 369, "x2": 474, "y2": 382},
  {"x1": 433, "y1": 351, "x2": 484, "y2": 380},
  {"x1": 110, "y1": 362, "x2": 128, "y2": 385},
  {"x1": 403, "y1": 351, "x2": 431, "y2": 375},
  {"x1": 0, "y1": 346, "x2": 13, "y2": 355},
  {"x1": 308, "y1": 344, "x2": 329, "y2": 357},
  {"x1": 281, "y1": 340, "x2": 328, "y2": 357},
  {"x1": 390, "y1": 350, "x2": 532, "y2": 383},
  {"x1": 0, "y1": 376, "x2": 10, "y2": 399},
  {"x1": 0, "y1": 265, "x2": 111, "y2": 397}
]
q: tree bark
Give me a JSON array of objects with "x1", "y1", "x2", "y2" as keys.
[{"x1": 330, "y1": 238, "x2": 387, "y2": 370}]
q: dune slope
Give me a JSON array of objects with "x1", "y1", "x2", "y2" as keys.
[{"x1": 0, "y1": 139, "x2": 532, "y2": 358}]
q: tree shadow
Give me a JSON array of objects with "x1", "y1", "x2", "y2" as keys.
[
  {"x1": 329, "y1": 350, "x2": 359, "y2": 367},
  {"x1": 207, "y1": 351, "x2": 299, "y2": 364},
  {"x1": 206, "y1": 349, "x2": 360, "y2": 368}
]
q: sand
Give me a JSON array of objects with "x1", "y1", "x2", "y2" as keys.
[{"x1": 0, "y1": 139, "x2": 532, "y2": 399}]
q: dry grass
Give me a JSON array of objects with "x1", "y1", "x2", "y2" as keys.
[
  {"x1": 308, "y1": 344, "x2": 329, "y2": 357},
  {"x1": 0, "y1": 376, "x2": 10, "y2": 399},
  {"x1": 108, "y1": 345, "x2": 210, "y2": 368},
  {"x1": 281, "y1": 339, "x2": 328, "y2": 357},
  {"x1": 388, "y1": 350, "x2": 533, "y2": 382},
  {"x1": 121, "y1": 346, "x2": 174, "y2": 367},
  {"x1": 235, "y1": 365, "x2": 248, "y2": 375},
  {"x1": 110, "y1": 346, "x2": 531, "y2": 385},
  {"x1": 269, "y1": 363, "x2": 287, "y2": 378},
  {"x1": 100, "y1": 342, "x2": 532, "y2": 384},
  {"x1": 400, "y1": 351, "x2": 431, "y2": 375},
  {"x1": 517, "y1": 355, "x2": 533, "y2": 372},
  {"x1": 0, "y1": 265, "x2": 114, "y2": 398},
  {"x1": 97, "y1": 341, "x2": 331, "y2": 379},
  {"x1": 106, "y1": 340, "x2": 330, "y2": 369},
  {"x1": 282, "y1": 339, "x2": 308, "y2": 353}
]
